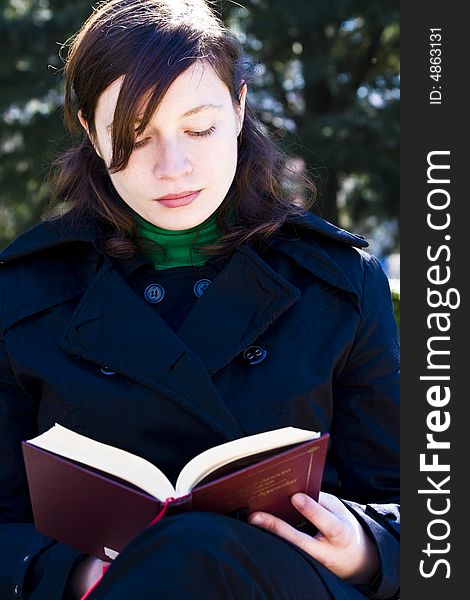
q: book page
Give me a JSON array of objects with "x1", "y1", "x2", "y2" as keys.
[
  {"x1": 176, "y1": 427, "x2": 320, "y2": 496},
  {"x1": 27, "y1": 424, "x2": 176, "y2": 500}
]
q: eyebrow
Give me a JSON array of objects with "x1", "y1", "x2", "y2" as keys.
[
  {"x1": 181, "y1": 103, "x2": 224, "y2": 118},
  {"x1": 106, "y1": 104, "x2": 224, "y2": 131}
]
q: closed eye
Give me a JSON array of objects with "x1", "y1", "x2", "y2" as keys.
[
  {"x1": 133, "y1": 137, "x2": 151, "y2": 149},
  {"x1": 187, "y1": 125, "x2": 216, "y2": 138},
  {"x1": 133, "y1": 125, "x2": 216, "y2": 150}
]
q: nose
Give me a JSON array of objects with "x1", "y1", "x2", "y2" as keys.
[{"x1": 154, "y1": 139, "x2": 193, "y2": 180}]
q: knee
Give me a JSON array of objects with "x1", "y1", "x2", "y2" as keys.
[
  {"x1": 93, "y1": 513, "x2": 276, "y2": 599},
  {"x1": 144, "y1": 511, "x2": 246, "y2": 554},
  {"x1": 112, "y1": 513, "x2": 255, "y2": 588}
]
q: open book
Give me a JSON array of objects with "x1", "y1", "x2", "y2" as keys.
[{"x1": 22, "y1": 424, "x2": 329, "y2": 561}]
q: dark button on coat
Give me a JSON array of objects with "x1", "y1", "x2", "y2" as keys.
[{"x1": 0, "y1": 211, "x2": 399, "y2": 599}]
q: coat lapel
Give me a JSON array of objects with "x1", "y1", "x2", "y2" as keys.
[
  {"x1": 60, "y1": 258, "x2": 245, "y2": 441},
  {"x1": 59, "y1": 246, "x2": 301, "y2": 440},
  {"x1": 270, "y1": 235, "x2": 364, "y2": 313},
  {"x1": 177, "y1": 245, "x2": 301, "y2": 375}
]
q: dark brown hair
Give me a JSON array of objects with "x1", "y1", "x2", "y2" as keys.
[{"x1": 49, "y1": 0, "x2": 316, "y2": 259}]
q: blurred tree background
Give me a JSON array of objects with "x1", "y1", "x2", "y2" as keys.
[{"x1": 0, "y1": 0, "x2": 399, "y2": 260}]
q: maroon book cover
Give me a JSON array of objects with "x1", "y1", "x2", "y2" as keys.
[{"x1": 22, "y1": 433, "x2": 329, "y2": 561}]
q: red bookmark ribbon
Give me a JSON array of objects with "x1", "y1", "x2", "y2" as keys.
[{"x1": 147, "y1": 496, "x2": 176, "y2": 527}]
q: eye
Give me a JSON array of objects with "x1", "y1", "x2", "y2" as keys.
[
  {"x1": 133, "y1": 137, "x2": 150, "y2": 149},
  {"x1": 187, "y1": 125, "x2": 216, "y2": 138}
]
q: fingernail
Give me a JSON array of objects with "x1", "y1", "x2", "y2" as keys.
[{"x1": 292, "y1": 493, "x2": 307, "y2": 508}]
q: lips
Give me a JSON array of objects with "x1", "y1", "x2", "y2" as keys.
[{"x1": 154, "y1": 189, "x2": 202, "y2": 208}]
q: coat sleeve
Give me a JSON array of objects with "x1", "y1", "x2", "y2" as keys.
[
  {"x1": 331, "y1": 254, "x2": 400, "y2": 600},
  {"x1": 0, "y1": 334, "x2": 86, "y2": 600}
]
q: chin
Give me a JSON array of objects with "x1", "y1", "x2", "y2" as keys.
[
  {"x1": 169, "y1": 210, "x2": 218, "y2": 230},
  {"x1": 160, "y1": 216, "x2": 200, "y2": 231}
]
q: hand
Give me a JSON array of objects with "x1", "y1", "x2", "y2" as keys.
[
  {"x1": 68, "y1": 556, "x2": 111, "y2": 599},
  {"x1": 247, "y1": 492, "x2": 379, "y2": 585}
]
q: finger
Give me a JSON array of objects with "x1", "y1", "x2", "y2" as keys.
[
  {"x1": 291, "y1": 493, "x2": 345, "y2": 542},
  {"x1": 247, "y1": 511, "x2": 314, "y2": 555},
  {"x1": 317, "y1": 492, "x2": 362, "y2": 530},
  {"x1": 317, "y1": 491, "x2": 350, "y2": 515},
  {"x1": 248, "y1": 511, "x2": 335, "y2": 566}
]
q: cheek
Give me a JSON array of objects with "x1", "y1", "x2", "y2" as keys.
[
  {"x1": 108, "y1": 169, "x2": 140, "y2": 199},
  {"x1": 113, "y1": 153, "x2": 153, "y2": 186},
  {"x1": 200, "y1": 131, "x2": 238, "y2": 178}
]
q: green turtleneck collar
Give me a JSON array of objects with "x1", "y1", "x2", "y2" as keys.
[{"x1": 135, "y1": 209, "x2": 225, "y2": 270}]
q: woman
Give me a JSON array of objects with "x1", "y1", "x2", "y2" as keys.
[{"x1": 0, "y1": 1, "x2": 399, "y2": 599}]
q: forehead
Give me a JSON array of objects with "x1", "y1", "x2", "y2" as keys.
[{"x1": 95, "y1": 61, "x2": 231, "y2": 126}]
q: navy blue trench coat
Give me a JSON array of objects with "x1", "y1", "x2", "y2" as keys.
[{"x1": 0, "y1": 211, "x2": 399, "y2": 600}]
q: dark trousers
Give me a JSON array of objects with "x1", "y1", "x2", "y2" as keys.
[{"x1": 88, "y1": 512, "x2": 367, "y2": 599}]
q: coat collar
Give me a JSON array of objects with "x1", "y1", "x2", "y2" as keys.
[
  {"x1": 0, "y1": 210, "x2": 367, "y2": 263},
  {"x1": 0, "y1": 214, "x2": 104, "y2": 263},
  {"x1": 0, "y1": 210, "x2": 367, "y2": 334},
  {"x1": 286, "y1": 211, "x2": 368, "y2": 249},
  {"x1": 267, "y1": 211, "x2": 368, "y2": 311},
  {"x1": 0, "y1": 211, "x2": 368, "y2": 443}
]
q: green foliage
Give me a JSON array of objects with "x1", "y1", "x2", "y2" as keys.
[
  {"x1": 226, "y1": 0, "x2": 399, "y2": 248},
  {"x1": 0, "y1": 0, "x2": 399, "y2": 253},
  {"x1": 0, "y1": 0, "x2": 94, "y2": 247}
]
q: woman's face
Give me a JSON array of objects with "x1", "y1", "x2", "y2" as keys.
[{"x1": 80, "y1": 61, "x2": 246, "y2": 230}]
